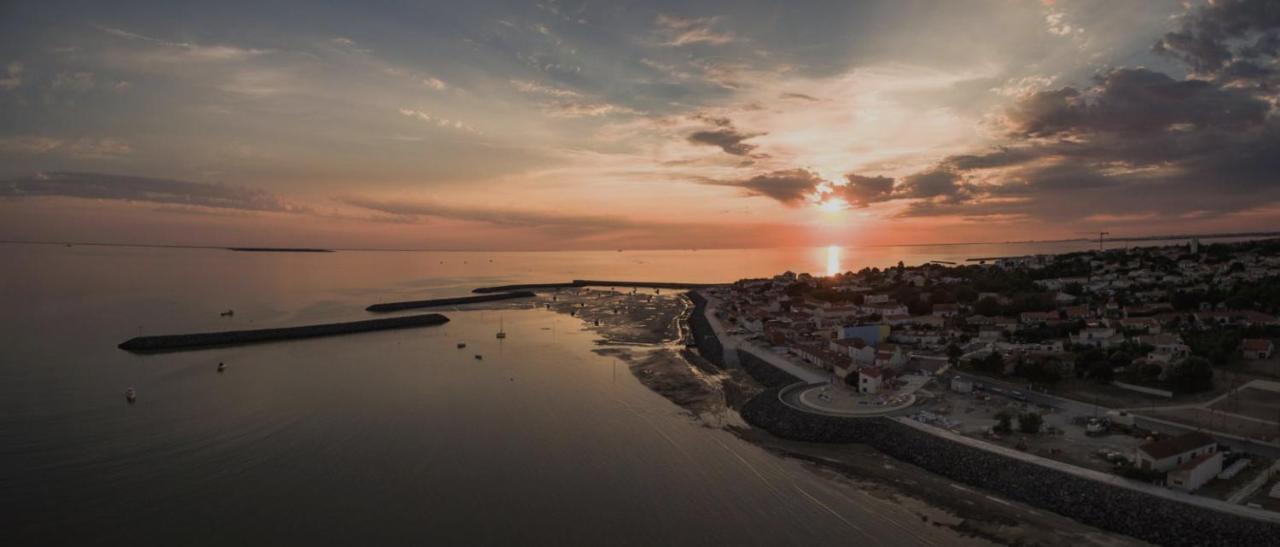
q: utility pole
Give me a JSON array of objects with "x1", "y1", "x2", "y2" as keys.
[{"x1": 1097, "y1": 231, "x2": 1110, "y2": 251}]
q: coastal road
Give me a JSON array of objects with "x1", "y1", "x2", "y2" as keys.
[{"x1": 701, "y1": 294, "x2": 828, "y2": 384}]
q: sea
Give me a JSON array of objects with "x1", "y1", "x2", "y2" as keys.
[{"x1": 0, "y1": 238, "x2": 1225, "y2": 545}]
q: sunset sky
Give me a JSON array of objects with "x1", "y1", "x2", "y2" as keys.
[{"x1": 2, "y1": 0, "x2": 1278, "y2": 250}]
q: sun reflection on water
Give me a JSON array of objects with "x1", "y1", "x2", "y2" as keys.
[{"x1": 825, "y1": 245, "x2": 841, "y2": 277}]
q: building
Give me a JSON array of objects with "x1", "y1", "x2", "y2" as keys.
[
  {"x1": 1137, "y1": 333, "x2": 1191, "y2": 365},
  {"x1": 1070, "y1": 326, "x2": 1124, "y2": 349},
  {"x1": 950, "y1": 376, "x2": 973, "y2": 393},
  {"x1": 858, "y1": 367, "x2": 883, "y2": 394},
  {"x1": 835, "y1": 324, "x2": 890, "y2": 346},
  {"x1": 1135, "y1": 432, "x2": 1217, "y2": 473},
  {"x1": 1242, "y1": 338, "x2": 1275, "y2": 360},
  {"x1": 1167, "y1": 452, "x2": 1223, "y2": 493}
]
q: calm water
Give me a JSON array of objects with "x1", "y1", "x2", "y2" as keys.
[{"x1": 0, "y1": 241, "x2": 1198, "y2": 545}]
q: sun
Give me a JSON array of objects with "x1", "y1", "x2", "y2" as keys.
[{"x1": 817, "y1": 198, "x2": 848, "y2": 213}]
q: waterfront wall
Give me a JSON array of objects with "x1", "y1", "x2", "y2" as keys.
[
  {"x1": 686, "y1": 291, "x2": 725, "y2": 368},
  {"x1": 735, "y1": 348, "x2": 802, "y2": 388},
  {"x1": 740, "y1": 389, "x2": 1280, "y2": 547}
]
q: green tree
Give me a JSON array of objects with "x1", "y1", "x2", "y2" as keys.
[
  {"x1": 975, "y1": 296, "x2": 1002, "y2": 317},
  {"x1": 1168, "y1": 357, "x2": 1214, "y2": 394},
  {"x1": 994, "y1": 410, "x2": 1013, "y2": 433},
  {"x1": 1019, "y1": 412, "x2": 1043, "y2": 434},
  {"x1": 946, "y1": 343, "x2": 962, "y2": 365}
]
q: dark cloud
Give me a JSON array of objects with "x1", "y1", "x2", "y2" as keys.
[
  {"x1": 896, "y1": 169, "x2": 968, "y2": 201},
  {"x1": 687, "y1": 126, "x2": 761, "y2": 156},
  {"x1": 703, "y1": 169, "x2": 825, "y2": 205},
  {"x1": 1154, "y1": 0, "x2": 1280, "y2": 76},
  {"x1": 780, "y1": 92, "x2": 819, "y2": 101},
  {"x1": 835, "y1": 173, "x2": 894, "y2": 207},
  {"x1": 0, "y1": 172, "x2": 304, "y2": 212},
  {"x1": 338, "y1": 195, "x2": 802, "y2": 247},
  {"x1": 1002, "y1": 68, "x2": 1269, "y2": 138},
  {"x1": 339, "y1": 196, "x2": 633, "y2": 235}
]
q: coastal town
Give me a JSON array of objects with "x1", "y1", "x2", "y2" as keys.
[{"x1": 701, "y1": 238, "x2": 1280, "y2": 514}]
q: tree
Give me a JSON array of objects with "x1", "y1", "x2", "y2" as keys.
[
  {"x1": 946, "y1": 343, "x2": 962, "y2": 365},
  {"x1": 1169, "y1": 357, "x2": 1214, "y2": 394},
  {"x1": 1019, "y1": 412, "x2": 1043, "y2": 434},
  {"x1": 975, "y1": 296, "x2": 1002, "y2": 317},
  {"x1": 994, "y1": 410, "x2": 1013, "y2": 433}
]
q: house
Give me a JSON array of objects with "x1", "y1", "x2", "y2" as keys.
[
  {"x1": 950, "y1": 376, "x2": 974, "y2": 393},
  {"x1": 1070, "y1": 326, "x2": 1123, "y2": 349},
  {"x1": 932, "y1": 303, "x2": 961, "y2": 317},
  {"x1": 831, "y1": 337, "x2": 877, "y2": 365},
  {"x1": 1137, "y1": 333, "x2": 1191, "y2": 365},
  {"x1": 1020, "y1": 311, "x2": 1059, "y2": 325},
  {"x1": 1063, "y1": 305, "x2": 1090, "y2": 320},
  {"x1": 858, "y1": 367, "x2": 884, "y2": 394},
  {"x1": 875, "y1": 343, "x2": 907, "y2": 369},
  {"x1": 835, "y1": 323, "x2": 888, "y2": 342},
  {"x1": 1167, "y1": 452, "x2": 1223, "y2": 493},
  {"x1": 1135, "y1": 432, "x2": 1218, "y2": 472},
  {"x1": 1242, "y1": 339, "x2": 1275, "y2": 360}
]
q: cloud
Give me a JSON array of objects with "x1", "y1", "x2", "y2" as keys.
[
  {"x1": 339, "y1": 195, "x2": 635, "y2": 232},
  {"x1": 510, "y1": 79, "x2": 581, "y2": 98},
  {"x1": 654, "y1": 14, "x2": 737, "y2": 47},
  {"x1": 52, "y1": 71, "x2": 96, "y2": 92},
  {"x1": 541, "y1": 101, "x2": 637, "y2": 118},
  {"x1": 1000, "y1": 68, "x2": 1269, "y2": 137},
  {"x1": 97, "y1": 25, "x2": 268, "y2": 64},
  {"x1": 0, "y1": 61, "x2": 23, "y2": 91},
  {"x1": 0, "y1": 172, "x2": 305, "y2": 212},
  {"x1": 703, "y1": 169, "x2": 826, "y2": 205},
  {"x1": 421, "y1": 77, "x2": 447, "y2": 90},
  {"x1": 398, "y1": 108, "x2": 479, "y2": 133},
  {"x1": 1154, "y1": 0, "x2": 1280, "y2": 77},
  {"x1": 780, "y1": 92, "x2": 820, "y2": 101},
  {"x1": 685, "y1": 115, "x2": 763, "y2": 156},
  {"x1": 834, "y1": 173, "x2": 895, "y2": 207},
  {"x1": 338, "y1": 195, "x2": 803, "y2": 248},
  {"x1": 0, "y1": 137, "x2": 132, "y2": 159},
  {"x1": 896, "y1": 169, "x2": 968, "y2": 201}
]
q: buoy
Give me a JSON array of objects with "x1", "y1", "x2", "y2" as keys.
[
  {"x1": 125, "y1": 387, "x2": 137, "y2": 403},
  {"x1": 217, "y1": 362, "x2": 226, "y2": 373}
]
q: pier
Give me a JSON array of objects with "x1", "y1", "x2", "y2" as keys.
[
  {"x1": 118, "y1": 313, "x2": 450, "y2": 352},
  {"x1": 367, "y1": 291, "x2": 536, "y2": 312},
  {"x1": 472, "y1": 279, "x2": 725, "y2": 294}
]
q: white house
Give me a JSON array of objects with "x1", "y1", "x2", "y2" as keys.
[
  {"x1": 1135, "y1": 432, "x2": 1217, "y2": 473},
  {"x1": 1167, "y1": 452, "x2": 1223, "y2": 493},
  {"x1": 858, "y1": 367, "x2": 883, "y2": 394},
  {"x1": 1242, "y1": 338, "x2": 1275, "y2": 360}
]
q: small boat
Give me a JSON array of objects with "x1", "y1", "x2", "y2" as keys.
[
  {"x1": 457, "y1": 342, "x2": 466, "y2": 349},
  {"x1": 217, "y1": 362, "x2": 226, "y2": 373},
  {"x1": 220, "y1": 309, "x2": 234, "y2": 317},
  {"x1": 474, "y1": 354, "x2": 483, "y2": 360},
  {"x1": 496, "y1": 316, "x2": 506, "y2": 339},
  {"x1": 125, "y1": 387, "x2": 137, "y2": 403}
]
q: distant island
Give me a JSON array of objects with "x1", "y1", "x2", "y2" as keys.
[{"x1": 227, "y1": 247, "x2": 334, "y2": 253}]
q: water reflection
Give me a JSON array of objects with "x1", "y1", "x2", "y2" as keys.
[{"x1": 825, "y1": 245, "x2": 841, "y2": 276}]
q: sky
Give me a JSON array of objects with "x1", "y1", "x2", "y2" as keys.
[{"x1": 1, "y1": 0, "x2": 1278, "y2": 250}]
